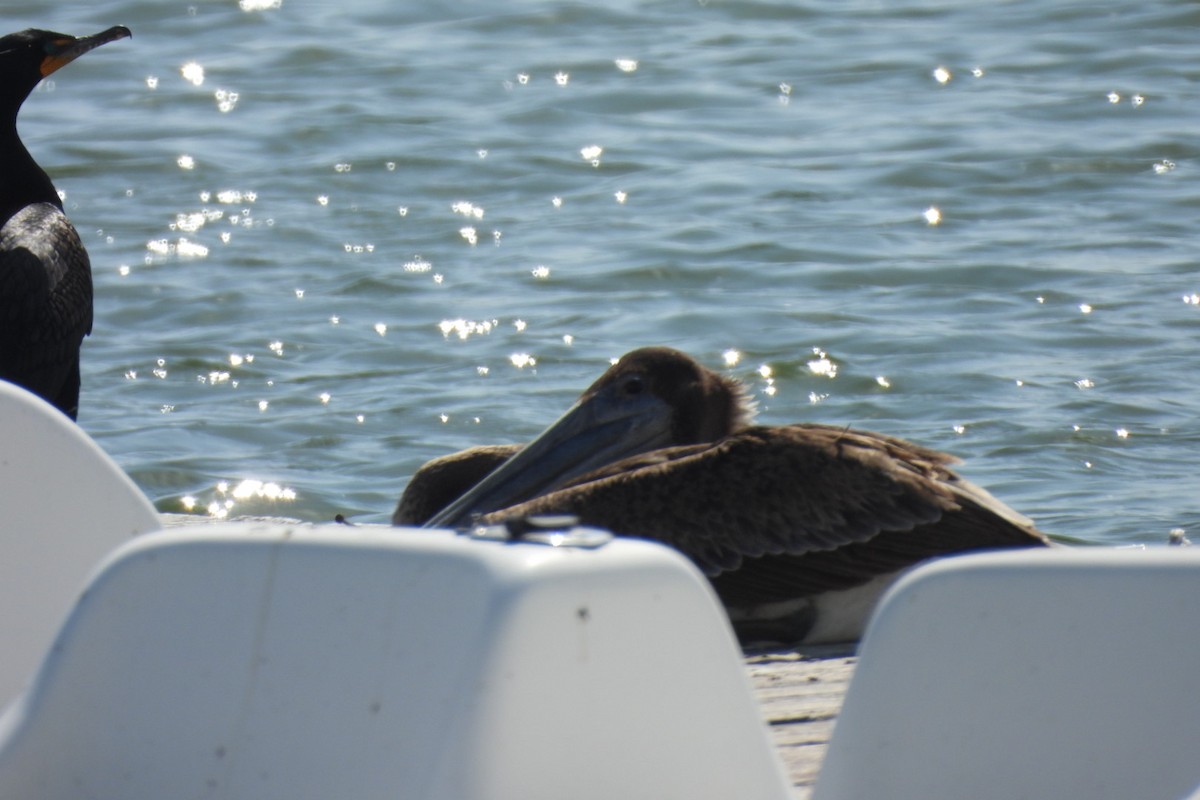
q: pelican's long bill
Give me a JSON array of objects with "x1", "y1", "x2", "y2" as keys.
[{"x1": 423, "y1": 377, "x2": 675, "y2": 529}]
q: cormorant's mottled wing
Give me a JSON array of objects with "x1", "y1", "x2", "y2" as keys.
[{"x1": 0, "y1": 203, "x2": 93, "y2": 416}]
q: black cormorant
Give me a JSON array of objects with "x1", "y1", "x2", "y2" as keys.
[{"x1": 0, "y1": 26, "x2": 130, "y2": 419}]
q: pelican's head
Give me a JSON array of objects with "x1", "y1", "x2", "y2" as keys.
[{"x1": 424, "y1": 346, "x2": 755, "y2": 528}]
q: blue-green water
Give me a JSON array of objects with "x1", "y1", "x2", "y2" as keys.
[{"x1": 12, "y1": 1, "x2": 1200, "y2": 541}]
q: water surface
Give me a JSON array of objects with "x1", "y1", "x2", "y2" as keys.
[{"x1": 14, "y1": 1, "x2": 1200, "y2": 542}]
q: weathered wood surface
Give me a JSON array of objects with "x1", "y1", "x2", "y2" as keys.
[{"x1": 746, "y1": 645, "x2": 857, "y2": 798}]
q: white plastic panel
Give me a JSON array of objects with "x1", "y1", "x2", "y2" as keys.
[
  {"x1": 815, "y1": 547, "x2": 1200, "y2": 800},
  {"x1": 0, "y1": 523, "x2": 792, "y2": 800},
  {"x1": 0, "y1": 380, "x2": 160, "y2": 708}
]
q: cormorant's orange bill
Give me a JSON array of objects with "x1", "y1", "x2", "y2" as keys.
[{"x1": 39, "y1": 25, "x2": 130, "y2": 78}]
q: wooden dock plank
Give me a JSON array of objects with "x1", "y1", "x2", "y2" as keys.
[{"x1": 746, "y1": 646, "x2": 857, "y2": 797}]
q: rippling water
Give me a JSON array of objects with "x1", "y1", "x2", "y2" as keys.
[{"x1": 13, "y1": 1, "x2": 1200, "y2": 541}]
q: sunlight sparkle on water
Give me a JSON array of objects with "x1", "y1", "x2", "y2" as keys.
[
  {"x1": 214, "y1": 89, "x2": 239, "y2": 113},
  {"x1": 510, "y1": 353, "x2": 537, "y2": 369},
  {"x1": 555, "y1": 72, "x2": 569, "y2": 86},
  {"x1": 217, "y1": 190, "x2": 256, "y2": 204},
  {"x1": 531, "y1": 265, "x2": 550, "y2": 279},
  {"x1": 757, "y1": 364, "x2": 776, "y2": 396},
  {"x1": 405, "y1": 256, "x2": 432, "y2": 273},
  {"x1": 146, "y1": 238, "x2": 209, "y2": 258},
  {"x1": 187, "y1": 478, "x2": 299, "y2": 518},
  {"x1": 875, "y1": 376, "x2": 891, "y2": 389},
  {"x1": 460, "y1": 227, "x2": 479, "y2": 245},
  {"x1": 580, "y1": 145, "x2": 603, "y2": 166},
  {"x1": 722, "y1": 349, "x2": 741, "y2": 366},
  {"x1": 177, "y1": 155, "x2": 196, "y2": 170},
  {"x1": 615, "y1": 59, "x2": 639, "y2": 73},
  {"x1": 452, "y1": 201, "x2": 484, "y2": 219},
  {"x1": 932, "y1": 66, "x2": 951, "y2": 85},
  {"x1": 180, "y1": 62, "x2": 205, "y2": 86},
  {"x1": 171, "y1": 209, "x2": 223, "y2": 233},
  {"x1": 923, "y1": 206, "x2": 942, "y2": 226},
  {"x1": 374, "y1": 323, "x2": 388, "y2": 337},
  {"x1": 239, "y1": 0, "x2": 282, "y2": 10},
  {"x1": 319, "y1": 392, "x2": 331, "y2": 405},
  {"x1": 807, "y1": 349, "x2": 837, "y2": 378},
  {"x1": 440, "y1": 319, "x2": 496, "y2": 340}
]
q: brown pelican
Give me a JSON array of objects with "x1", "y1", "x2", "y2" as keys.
[
  {"x1": 396, "y1": 346, "x2": 1051, "y2": 645},
  {"x1": 0, "y1": 26, "x2": 130, "y2": 419}
]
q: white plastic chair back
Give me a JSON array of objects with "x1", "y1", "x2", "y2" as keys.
[
  {"x1": 0, "y1": 380, "x2": 159, "y2": 708},
  {"x1": 0, "y1": 523, "x2": 792, "y2": 800},
  {"x1": 815, "y1": 547, "x2": 1200, "y2": 800}
]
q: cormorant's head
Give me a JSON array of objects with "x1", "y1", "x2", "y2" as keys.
[{"x1": 0, "y1": 26, "x2": 131, "y2": 111}]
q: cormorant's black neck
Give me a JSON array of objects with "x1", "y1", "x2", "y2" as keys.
[{"x1": 0, "y1": 103, "x2": 62, "y2": 228}]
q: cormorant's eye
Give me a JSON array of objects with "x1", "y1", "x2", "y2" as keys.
[{"x1": 622, "y1": 375, "x2": 644, "y2": 396}]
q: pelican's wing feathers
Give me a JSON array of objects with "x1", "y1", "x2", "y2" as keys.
[
  {"x1": 393, "y1": 444, "x2": 523, "y2": 526},
  {"x1": 483, "y1": 423, "x2": 1048, "y2": 600}
]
